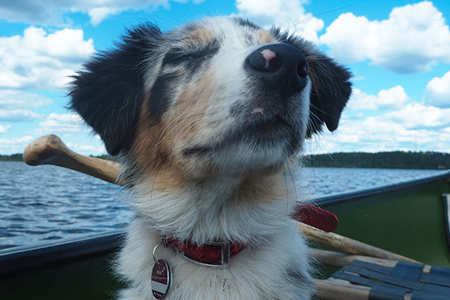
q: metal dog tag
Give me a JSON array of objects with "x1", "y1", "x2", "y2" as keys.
[{"x1": 151, "y1": 259, "x2": 173, "y2": 299}]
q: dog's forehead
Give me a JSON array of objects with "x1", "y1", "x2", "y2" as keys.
[{"x1": 170, "y1": 17, "x2": 274, "y2": 47}]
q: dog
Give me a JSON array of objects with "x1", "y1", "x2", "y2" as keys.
[{"x1": 70, "y1": 17, "x2": 351, "y2": 300}]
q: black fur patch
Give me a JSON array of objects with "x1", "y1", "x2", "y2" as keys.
[
  {"x1": 148, "y1": 72, "x2": 180, "y2": 121},
  {"x1": 233, "y1": 17, "x2": 261, "y2": 30},
  {"x1": 307, "y1": 59, "x2": 352, "y2": 137},
  {"x1": 69, "y1": 23, "x2": 162, "y2": 155}
]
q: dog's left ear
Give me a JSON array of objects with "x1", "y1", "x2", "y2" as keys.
[
  {"x1": 69, "y1": 24, "x2": 163, "y2": 155},
  {"x1": 306, "y1": 53, "x2": 352, "y2": 137}
]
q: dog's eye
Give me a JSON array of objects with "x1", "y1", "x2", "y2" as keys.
[
  {"x1": 163, "y1": 50, "x2": 210, "y2": 64},
  {"x1": 163, "y1": 50, "x2": 200, "y2": 65},
  {"x1": 163, "y1": 43, "x2": 219, "y2": 66},
  {"x1": 183, "y1": 52, "x2": 211, "y2": 61}
]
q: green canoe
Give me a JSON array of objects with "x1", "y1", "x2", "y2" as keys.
[{"x1": 1, "y1": 171, "x2": 450, "y2": 300}]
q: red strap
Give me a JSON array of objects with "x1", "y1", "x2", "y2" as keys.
[{"x1": 292, "y1": 202, "x2": 339, "y2": 232}]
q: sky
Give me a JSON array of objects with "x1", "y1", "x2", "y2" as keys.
[{"x1": 0, "y1": 0, "x2": 450, "y2": 155}]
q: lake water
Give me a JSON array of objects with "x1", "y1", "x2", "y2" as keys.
[{"x1": 0, "y1": 161, "x2": 447, "y2": 251}]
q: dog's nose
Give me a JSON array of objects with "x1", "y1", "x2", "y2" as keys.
[{"x1": 245, "y1": 44, "x2": 308, "y2": 98}]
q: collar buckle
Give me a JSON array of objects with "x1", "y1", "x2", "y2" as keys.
[{"x1": 182, "y1": 241, "x2": 231, "y2": 269}]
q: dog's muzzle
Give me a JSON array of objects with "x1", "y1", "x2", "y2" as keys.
[{"x1": 244, "y1": 43, "x2": 309, "y2": 99}]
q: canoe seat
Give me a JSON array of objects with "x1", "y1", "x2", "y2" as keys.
[{"x1": 328, "y1": 260, "x2": 450, "y2": 299}]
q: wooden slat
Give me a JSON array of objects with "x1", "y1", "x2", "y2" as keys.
[
  {"x1": 315, "y1": 279, "x2": 370, "y2": 300},
  {"x1": 340, "y1": 264, "x2": 422, "y2": 290},
  {"x1": 311, "y1": 249, "x2": 399, "y2": 268}
]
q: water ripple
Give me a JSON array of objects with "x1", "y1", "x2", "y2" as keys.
[{"x1": 0, "y1": 162, "x2": 446, "y2": 250}]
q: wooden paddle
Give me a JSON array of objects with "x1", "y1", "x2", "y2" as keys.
[
  {"x1": 23, "y1": 135, "x2": 120, "y2": 184},
  {"x1": 299, "y1": 223, "x2": 419, "y2": 263},
  {"x1": 23, "y1": 135, "x2": 420, "y2": 264}
]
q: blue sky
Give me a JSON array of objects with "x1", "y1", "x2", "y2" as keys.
[{"x1": 0, "y1": 0, "x2": 449, "y2": 155}]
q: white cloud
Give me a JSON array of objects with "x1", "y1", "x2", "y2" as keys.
[
  {"x1": 382, "y1": 103, "x2": 450, "y2": 129},
  {"x1": 62, "y1": 140, "x2": 106, "y2": 155},
  {"x1": 347, "y1": 86, "x2": 409, "y2": 110},
  {"x1": 66, "y1": 142, "x2": 97, "y2": 152},
  {"x1": 0, "y1": 0, "x2": 195, "y2": 26},
  {"x1": 0, "y1": 109, "x2": 41, "y2": 122},
  {"x1": 88, "y1": 7, "x2": 121, "y2": 26},
  {"x1": 0, "y1": 88, "x2": 54, "y2": 123},
  {"x1": 32, "y1": 113, "x2": 107, "y2": 155},
  {"x1": 320, "y1": 1, "x2": 450, "y2": 73},
  {"x1": 0, "y1": 27, "x2": 94, "y2": 91},
  {"x1": 376, "y1": 87, "x2": 409, "y2": 108},
  {"x1": 0, "y1": 90, "x2": 53, "y2": 109},
  {"x1": 425, "y1": 71, "x2": 450, "y2": 108},
  {"x1": 35, "y1": 113, "x2": 89, "y2": 135},
  {"x1": 0, "y1": 136, "x2": 34, "y2": 154},
  {"x1": 307, "y1": 111, "x2": 450, "y2": 154},
  {"x1": 307, "y1": 100, "x2": 450, "y2": 154},
  {"x1": 236, "y1": 0, "x2": 324, "y2": 43},
  {"x1": 0, "y1": 125, "x2": 11, "y2": 133}
]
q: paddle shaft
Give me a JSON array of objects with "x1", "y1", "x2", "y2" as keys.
[
  {"x1": 23, "y1": 135, "x2": 120, "y2": 185},
  {"x1": 297, "y1": 222, "x2": 419, "y2": 263}
]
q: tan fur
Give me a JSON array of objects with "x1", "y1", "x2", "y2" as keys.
[
  {"x1": 184, "y1": 28, "x2": 215, "y2": 46},
  {"x1": 259, "y1": 30, "x2": 277, "y2": 43},
  {"x1": 132, "y1": 69, "x2": 222, "y2": 181},
  {"x1": 170, "y1": 72, "x2": 216, "y2": 144}
]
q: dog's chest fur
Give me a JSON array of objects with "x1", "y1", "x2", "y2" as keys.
[
  {"x1": 70, "y1": 16, "x2": 351, "y2": 300},
  {"x1": 118, "y1": 172, "x2": 313, "y2": 299},
  {"x1": 119, "y1": 216, "x2": 312, "y2": 300}
]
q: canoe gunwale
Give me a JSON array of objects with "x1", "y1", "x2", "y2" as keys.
[{"x1": 0, "y1": 231, "x2": 124, "y2": 277}]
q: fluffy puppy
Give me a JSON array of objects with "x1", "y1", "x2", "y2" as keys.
[{"x1": 70, "y1": 17, "x2": 351, "y2": 300}]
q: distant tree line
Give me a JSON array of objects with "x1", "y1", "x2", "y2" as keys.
[
  {"x1": 2, "y1": 151, "x2": 450, "y2": 169},
  {"x1": 0, "y1": 154, "x2": 23, "y2": 161},
  {"x1": 304, "y1": 151, "x2": 450, "y2": 170}
]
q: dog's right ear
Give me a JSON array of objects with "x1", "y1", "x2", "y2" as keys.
[{"x1": 69, "y1": 24, "x2": 162, "y2": 156}]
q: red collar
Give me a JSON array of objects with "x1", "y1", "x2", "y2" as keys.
[
  {"x1": 165, "y1": 236, "x2": 247, "y2": 268},
  {"x1": 165, "y1": 202, "x2": 337, "y2": 268}
]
